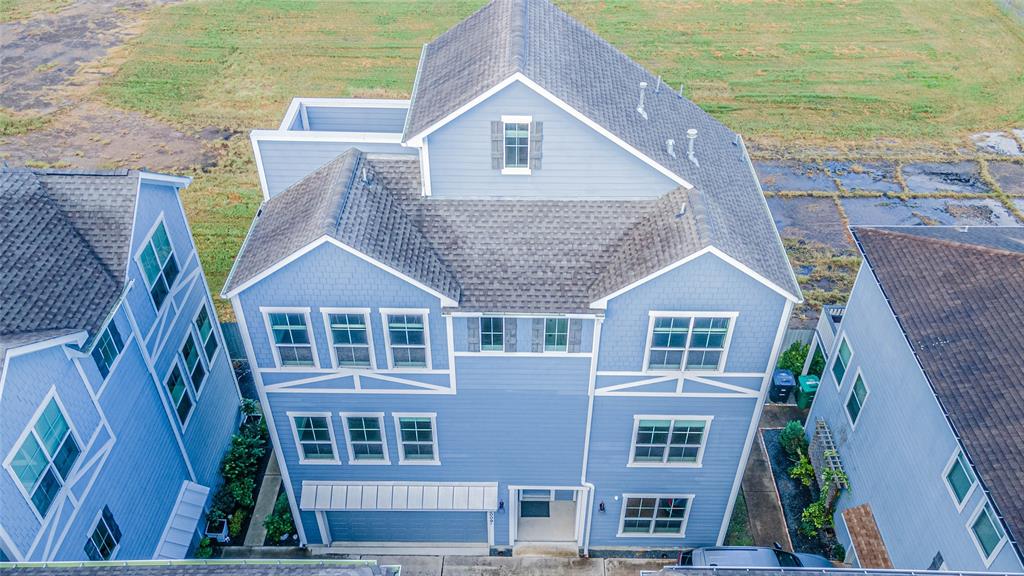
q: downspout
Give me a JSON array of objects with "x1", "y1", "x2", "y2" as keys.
[{"x1": 581, "y1": 316, "x2": 604, "y2": 556}]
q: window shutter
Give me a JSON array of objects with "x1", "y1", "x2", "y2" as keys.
[
  {"x1": 529, "y1": 121, "x2": 543, "y2": 169},
  {"x1": 568, "y1": 319, "x2": 584, "y2": 353},
  {"x1": 491, "y1": 121, "x2": 503, "y2": 169},
  {"x1": 467, "y1": 318, "x2": 481, "y2": 352},
  {"x1": 531, "y1": 318, "x2": 545, "y2": 353},
  {"x1": 504, "y1": 318, "x2": 517, "y2": 353}
]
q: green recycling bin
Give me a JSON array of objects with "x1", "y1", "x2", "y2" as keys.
[{"x1": 797, "y1": 375, "x2": 820, "y2": 409}]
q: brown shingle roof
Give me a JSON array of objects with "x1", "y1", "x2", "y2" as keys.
[{"x1": 842, "y1": 503, "x2": 893, "y2": 569}]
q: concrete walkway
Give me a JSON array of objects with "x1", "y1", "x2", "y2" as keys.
[{"x1": 244, "y1": 451, "x2": 282, "y2": 546}]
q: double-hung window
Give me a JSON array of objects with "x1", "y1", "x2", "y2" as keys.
[
  {"x1": 619, "y1": 496, "x2": 692, "y2": 536},
  {"x1": 845, "y1": 373, "x2": 869, "y2": 426},
  {"x1": 138, "y1": 221, "x2": 179, "y2": 310},
  {"x1": 832, "y1": 336, "x2": 852, "y2": 386},
  {"x1": 944, "y1": 449, "x2": 978, "y2": 508},
  {"x1": 9, "y1": 397, "x2": 81, "y2": 517},
  {"x1": 91, "y1": 322, "x2": 124, "y2": 379},
  {"x1": 325, "y1": 310, "x2": 372, "y2": 368},
  {"x1": 266, "y1": 311, "x2": 315, "y2": 367},
  {"x1": 970, "y1": 502, "x2": 1007, "y2": 562},
  {"x1": 193, "y1": 305, "x2": 218, "y2": 362},
  {"x1": 180, "y1": 334, "x2": 207, "y2": 394},
  {"x1": 165, "y1": 365, "x2": 193, "y2": 425},
  {"x1": 385, "y1": 312, "x2": 428, "y2": 368},
  {"x1": 630, "y1": 417, "x2": 710, "y2": 466},
  {"x1": 480, "y1": 317, "x2": 504, "y2": 351},
  {"x1": 342, "y1": 413, "x2": 388, "y2": 464},
  {"x1": 291, "y1": 414, "x2": 337, "y2": 463},
  {"x1": 544, "y1": 318, "x2": 569, "y2": 352},
  {"x1": 502, "y1": 117, "x2": 530, "y2": 173},
  {"x1": 395, "y1": 414, "x2": 439, "y2": 464},
  {"x1": 646, "y1": 314, "x2": 733, "y2": 371},
  {"x1": 84, "y1": 506, "x2": 121, "y2": 561}
]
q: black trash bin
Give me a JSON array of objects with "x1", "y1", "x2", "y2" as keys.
[{"x1": 769, "y1": 368, "x2": 796, "y2": 403}]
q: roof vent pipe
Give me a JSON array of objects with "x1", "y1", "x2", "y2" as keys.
[
  {"x1": 686, "y1": 128, "x2": 699, "y2": 167},
  {"x1": 678, "y1": 83, "x2": 685, "y2": 96},
  {"x1": 655, "y1": 75, "x2": 662, "y2": 93},
  {"x1": 637, "y1": 81, "x2": 648, "y2": 120},
  {"x1": 666, "y1": 139, "x2": 676, "y2": 158}
]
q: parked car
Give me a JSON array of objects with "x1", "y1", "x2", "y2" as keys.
[{"x1": 657, "y1": 546, "x2": 832, "y2": 571}]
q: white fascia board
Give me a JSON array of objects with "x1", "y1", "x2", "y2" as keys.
[
  {"x1": 250, "y1": 129, "x2": 404, "y2": 143},
  {"x1": 403, "y1": 72, "x2": 692, "y2": 189},
  {"x1": 279, "y1": 98, "x2": 304, "y2": 130},
  {"x1": 295, "y1": 98, "x2": 410, "y2": 109},
  {"x1": 589, "y1": 246, "x2": 800, "y2": 309},
  {"x1": 221, "y1": 236, "x2": 458, "y2": 308},
  {"x1": 139, "y1": 171, "x2": 192, "y2": 188},
  {"x1": 250, "y1": 131, "x2": 272, "y2": 201}
]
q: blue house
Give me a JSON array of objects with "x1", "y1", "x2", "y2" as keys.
[
  {"x1": 807, "y1": 226, "x2": 1024, "y2": 572},
  {"x1": 0, "y1": 168, "x2": 240, "y2": 562},
  {"x1": 224, "y1": 0, "x2": 801, "y2": 555}
]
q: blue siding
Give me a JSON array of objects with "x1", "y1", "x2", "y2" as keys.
[
  {"x1": 807, "y1": 265, "x2": 1023, "y2": 572},
  {"x1": 258, "y1": 140, "x2": 415, "y2": 198},
  {"x1": 303, "y1": 105, "x2": 408, "y2": 133},
  {"x1": 327, "y1": 511, "x2": 487, "y2": 542},
  {"x1": 426, "y1": 81, "x2": 677, "y2": 200}
]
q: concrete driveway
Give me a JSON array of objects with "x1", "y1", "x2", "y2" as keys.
[{"x1": 353, "y1": 556, "x2": 674, "y2": 576}]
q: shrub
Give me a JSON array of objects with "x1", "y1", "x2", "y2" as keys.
[
  {"x1": 789, "y1": 453, "x2": 815, "y2": 487},
  {"x1": 195, "y1": 537, "x2": 213, "y2": 559},
  {"x1": 240, "y1": 398, "x2": 262, "y2": 418},
  {"x1": 808, "y1": 347, "x2": 826, "y2": 377},
  {"x1": 800, "y1": 499, "x2": 830, "y2": 537},
  {"x1": 229, "y1": 477, "x2": 256, "y2": 509},
  {"x1": 229, "y1": 508, "x2": 249, "y2": 539},
  {"x1": 832, "y1": 542, "x2": 846, "y2": 562},
  {"x1": 221, "y1": 433, "x2": 264, "y2": 485},
  {"x1": 264, "y1": 492, "x2": 296, "y2": 544},
  {"x1": 777, "y1": 341, "x2": 809, "y2": 375},
  {"x1": 779, "y1": 420, "x2": 808, "y2": 460}
]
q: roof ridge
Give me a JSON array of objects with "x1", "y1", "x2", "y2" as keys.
[
  {"x1": 856, "y1": 227, "x2": 1024, "y2": 261},
  {"x1": 510, "y1": 0, "x2": 528, "y2": 70},
  {"x1": 330, "y1": 149, "x2": 364, "y2": 237}
]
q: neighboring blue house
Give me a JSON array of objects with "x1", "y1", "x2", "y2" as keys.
[
  {"x1": 225, "y1": 0, "x2": 801, "y2": 555},
  {"x1": 807, "y1": 226, "x2": 1024, "y2": 572},
  {"x1": 0, "y1": 168, "x2": 241, "y2": 562}
]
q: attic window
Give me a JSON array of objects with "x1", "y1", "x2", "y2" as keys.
[{"x1": 502, "y1": 115, "x2": 531, "y2": 175}]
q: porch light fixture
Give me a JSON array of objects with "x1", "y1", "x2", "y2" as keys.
[
  {"x1": 598, "y1": 501, "x2": 606, "y2": 513},
  {"x1": 498, "y1": 500, "x2": 505, "y2": 512}
]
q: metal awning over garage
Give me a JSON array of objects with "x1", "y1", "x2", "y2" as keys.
[{"x1": 300, "y1": 481, "x2": 499, "y2": 512}]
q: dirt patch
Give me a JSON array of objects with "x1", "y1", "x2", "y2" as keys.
[
  {"x1": 0, "y1": 101, "x2": 220, "y2": 171},
  {"x1": 754, "y1": 161, "x2": 836, "y2": 192},
  {"x1": 902, "y1": 161, "x2": 991, "y2": 194},
  {"x1": 989, "y1": 161, "x2": 1024, "y2": 195},
  {"x1": 825, "y1": 161, "x2": 900, "y2": 193},
  {"x1": 971, "y1": 131, "x2": 1022, "y2": 156},
  {"x1": 766, "y1": 196, "x2": 853, "y2": 251}
]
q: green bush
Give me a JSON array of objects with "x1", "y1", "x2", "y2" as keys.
[
  {"x1": 777, "y1": 341, "x2": 809, "y2": 375},
  {"x1": 832, "y1": 542, "x2": 846, "y2": 562},
  {"x1": 789, "y1": 453, "x2": 815, "y2": 487},
  {"x1": 800, "y1": 499, "x2": 830, "y2": 537},
  {"x1": 229, "y1": 508, "x2": 249, "y2": 539},
  {"x1": 195, "y1": 537, "x2": 213, "y2": 559},
  {"x1": 222, "y1": 433, "x2": 265, "y2": 484},
  {"x1": 264, "y1": 492, "x2": 296, "y2": 543},
  {"x1": 779, "y1": 420, "x2": 808, "y2": 460},
  {"x1": 808, "y1": 346, "x2": 826, "y2": 377},
  {"x1": 240, "y1": 398, "x2": 262, "y2": 418},
  {"x1": 229, "y1": 477, "x2": 256, "y2": 509}
]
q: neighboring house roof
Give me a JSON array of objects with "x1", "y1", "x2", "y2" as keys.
[
  {"x1": 853, "y1": 225, "x2": 1024, "y2": 551},
  {"x1": 0, "y1": 168, "x2": 140, "y2": 369},
  {"x1": 0, "y1": 561, "x2": 395, "y2": 576},
  {"x1": 841, "y1": 504, "x2": 893, "y2": 569}
]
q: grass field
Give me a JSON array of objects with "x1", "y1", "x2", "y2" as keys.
[{"x1": 96, "y1": 0, "x2": 1024, "y2": 315}]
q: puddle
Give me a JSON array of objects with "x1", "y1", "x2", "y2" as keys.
[
  {"x1": 796, "y1": 264, "x2": 814, "y2": 276},
  {"x1": 971, "y1": 132, "x2": 1022, "y2": 156},
  {"x1": 908, "y1": 198, "x2": 1018, "y2": 226},
  {"x1": 841, "y1": 197, "x2": 921, "y2": 226},
  {"x1": 754, "y1": 161, "x2": 836, "y2": 192},
  {"x1": 825, "y1": 161, "x2": 901, "y2": 193},
  {"x1": 766, "y1": 196, "x2": 852, "y2": 250},
  {"x1": 989, "y1": 162, "x2": 1024, "y2": 196},
  {"x1": 902, "y1": 161, "x2": 991, "y2": 194}
]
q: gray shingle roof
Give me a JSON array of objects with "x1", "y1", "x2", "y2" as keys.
[
  {"x1": 222, "y1": 150, "x2": 460, "y2": 301},
  {"x1": 403, "y1": 0, "x2": 798, "y2": 301},
  {"x1": 0, "y1": 562, "x2": 392, "y2": 576},
  {"x1": 853, "y1": 226, "x2": 1024, "y2": 555}
]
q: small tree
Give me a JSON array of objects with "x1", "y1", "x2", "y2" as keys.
[
  {"x1": 777, "y1": 341, "x2": 809, "y2": 375},
  {"x1": 779, "y1": 420, "x2": 808, "y2": 460}
]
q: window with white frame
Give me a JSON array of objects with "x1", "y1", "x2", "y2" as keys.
[
  {"x1": 342, "y1": 414, "x2": 388, "y2": 463},
  {"x1": 630, "y1": 417, "x2": 710, "y2": 466},
  {"x1": 503, "y1": 120, "x2": 529, "y2": 169},
  {"x1": 193, "y1": 305, "x2": 218, "y2": 362},
  {"x1": 386, "y1": 313, "x2": 428, "y2": 368},
  {"x1": 970, "y1": 502, "x2": 1007, "y2": 561},
  {"x1": 84, "y1": 506, "x2": 121, "y2": 561},
  {"x1": 180, "y1": 333, "x2": 207, "y2": 394},
  {"x1": 480, "y1": 317, "x2": 504, "y2": 351},
  {"x1": 291, "y1": 414, "x2": 337, "y2": 463},
  {"x1": 945, "y1": 449, "x2": 977, "y2": 507},
  {"x1": 267, "y1": 311, "x2": 315, "y2": 367},
  {"x1": 164, "y1": 365, "x2": 194, "y2": 425},
  {"x1": 646, "y1": 315, "x2": 732, "y2": 371},
  {"x1": 845, "y1": 373, "x2": 869, "y2": 425},
  {"x1": 8, "y1": 397, "x2": 81, "y2": 517},
  {"x1": 91, "y1": 322, "x2": 124, "y2": 379},
  {"x1": 326, "y1": 311, "x2": 372, "y2": 368},
  {"x1": 544, "y1": 318, "x2": 569, "y2": 352},
  {"x1": 619, "y1": 496, "x2": 692, "y2": 536},
  {"x1": 395, "y1": 414, "x2": 438, "y2": 464},
  {"x1": 832, "y1": 336, "x2": 852, "y2": 386},
  {"x1": 138, "y1": 221, "x2": 179, "y2": 310}
]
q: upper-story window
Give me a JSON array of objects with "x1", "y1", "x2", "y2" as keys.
[
  {"x1": 394, "y1": 413, "x2": 439, "y2": 464},
  {"x1": 970, "y1": 501, "x2": 1007, "y2": 563},
  {"x1": 629, "y1": 416, "x2": 711, "y2": 467},
  {"x1": 265, "y1": 309, "x2": 316, "y2": 367},
  {"x1": 91, "y1": 322, "x2": 124, "y2": 379},
  {"x1": 324, "y1": 309, "x2": 373, "y2": 368},
  {"x1": 180, "y1": 333, "x2": 207, "y2": 394},
  {"x1": 193, "y1": 305, "x2": 219, "y2": 362},
  {"x1": 544, "y1": 318, "x2": 569, "y2": 352},
  {"x1": 138, "y1": 221, "x2": 180, "y2": 310},
  {"x1": 501, "y1": 115, "x2": 531, "y2": 175},
  {"x1": 832, "y1": 336, "x2": 852, "y2": 386},
  {"x1": 384, "y1": 310, "x2": 429, "y2": 369},
  {"x1": 341, "y1": 413, "x2": 389, "y2": 464},
  {"x1": 481, "y1": 317, "x2": 504, "y2": 351},
  {"x1": 944, "y1": 448, "x2": 978, "y2": 508},
  {"x1": 290, "y1": 413, "x2": 338, "y2": 464},
  {"x1": 84, "y1": 506, "x2": 121, "y2": 561},
  {"x1": 8, "y1": 396, "x2": 81, "y2": 518},
  {"x1": 164, "y1": 365, "x2": 194, "y2": 425},
  {"x1": 646, "y1": 314, "x2": 734, "y2": 372},
  {"x1": 845, "y1": 372, "x2": 869, "y2": 426}
]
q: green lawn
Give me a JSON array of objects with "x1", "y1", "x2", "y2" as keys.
[{"x1": 97, "y1": 0, "x2": 1024, "y2": 315}]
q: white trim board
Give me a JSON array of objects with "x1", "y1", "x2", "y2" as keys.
[{"x1": 300, "y1": 481, "x2": 498, "y2": 512}]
